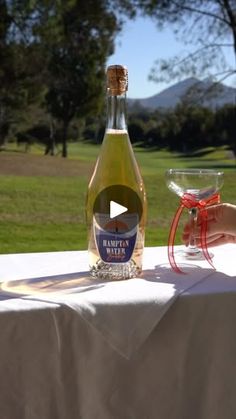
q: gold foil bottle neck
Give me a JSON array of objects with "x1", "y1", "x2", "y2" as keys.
[{"x1": 106, "y1": 65, "x2": 128, "y2": 96}]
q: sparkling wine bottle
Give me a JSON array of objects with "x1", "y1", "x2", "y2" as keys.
[{"x1": 86, "y1": 65, "x2": 147, "y2": 280}]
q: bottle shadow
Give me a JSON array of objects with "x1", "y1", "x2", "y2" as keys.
[{"x1": 0, "y1": 271, "x2": 105, "y2": 301}]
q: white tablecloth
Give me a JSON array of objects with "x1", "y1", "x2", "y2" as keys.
[{"x1": 0, "y1": 245, "x2": 236, "y2": 419}]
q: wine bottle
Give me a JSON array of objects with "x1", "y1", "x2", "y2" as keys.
[{"x1": 86, "y1": 65, "x2": 147, "y2": 280}]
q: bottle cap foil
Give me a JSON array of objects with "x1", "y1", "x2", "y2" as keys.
[{"x1": 106, "y1": 65, "x2": 128, "y2": 95}]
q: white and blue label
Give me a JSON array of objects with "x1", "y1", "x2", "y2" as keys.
[{"x1": 94, "y1": 214, "x2": 138, "y2": 263}]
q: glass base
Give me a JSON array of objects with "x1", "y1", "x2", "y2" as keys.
[{"x1": 175, "y1": 247, "x2": 214, "y2": 261}]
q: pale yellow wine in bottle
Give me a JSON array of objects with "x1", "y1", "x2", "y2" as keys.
[{"x1": 86, "y1": 65, "x2": 147, "y2": 280}]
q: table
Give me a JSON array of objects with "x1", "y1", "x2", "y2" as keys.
[{"x1": 0, "y1": 244, "x2": 236, "y2": 419}]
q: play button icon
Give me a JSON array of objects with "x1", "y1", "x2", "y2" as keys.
[
  {"x1": 93, "y1": 184, "x2": 143, "y2": 233},
  {"x1": 110, "y1": 201, "x2": 128, "y2": 219},
  {"x1": 92, "y1": 184, "x2": 144, "y2": 264}
]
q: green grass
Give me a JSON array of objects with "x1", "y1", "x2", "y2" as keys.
[{"x1": 0, "y1": 142, "x2": 236, "y2": 254}]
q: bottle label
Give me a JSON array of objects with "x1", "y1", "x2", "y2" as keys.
[{"x1": 94, "y1": 214, "x2": 138, "y2": 263}]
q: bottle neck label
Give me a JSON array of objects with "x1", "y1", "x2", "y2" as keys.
[{"x1": 94, "y1": 214, "x2": 137, "y2": 263}]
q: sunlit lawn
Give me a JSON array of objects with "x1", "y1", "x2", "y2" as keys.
[{"x1": 0, "y1": 142, "x2": 236, "y2": 254}]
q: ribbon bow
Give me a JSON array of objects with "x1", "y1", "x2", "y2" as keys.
[{"x1": 168, "y1": 193, "x2": 220, "y2": 274}]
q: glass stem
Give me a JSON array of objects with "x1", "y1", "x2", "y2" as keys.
[{"x1": 188, "y1": 207, "x2": 198, "y2": 250}]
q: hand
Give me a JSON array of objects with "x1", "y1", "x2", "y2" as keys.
[{"x1": 182, "y1": 203, "x2": 236, "y2": 247}]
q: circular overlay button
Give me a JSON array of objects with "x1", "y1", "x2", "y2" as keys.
[{"x1": 93, "y1": 184, "x2": 143, "y2": 233}]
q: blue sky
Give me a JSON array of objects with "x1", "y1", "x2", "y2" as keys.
[{"x1": 107, "y1": 16, "x2": 236, "y2": 99}]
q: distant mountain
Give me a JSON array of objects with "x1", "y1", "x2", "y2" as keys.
[{"x1": 128, "y1": 77, "x2": 236, "y2": 111}]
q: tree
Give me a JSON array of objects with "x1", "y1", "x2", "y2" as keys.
[
  {"x1": 0, "y1": 0, "x2": 48, "y2": 148},
  {"x1": 36, "y1": 0, "x2": 121, "y2": 157},
  {"x1": 0, "y1": 0, "x2": 22, "y2": 147},
  {"x1": 121, "y1": 0, "x2": 236, "y2": 154},
  {"x1": 1, "y1": 0, "x2": 126, "y2": 156},
  {"x1": 132, "y1": 0, "x2": 236, "y2": 86},
  {"x1": 214, "y1": 104, "x2": 236, "y2": 151}
]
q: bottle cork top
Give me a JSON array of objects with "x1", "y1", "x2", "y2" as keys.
[{"x1": 106, "y1": 65, "x2": 128, "y2": 95}]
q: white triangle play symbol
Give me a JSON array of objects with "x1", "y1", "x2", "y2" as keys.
[{"x1": 110, "y1": 200, "x2": 128, "y2": 219}]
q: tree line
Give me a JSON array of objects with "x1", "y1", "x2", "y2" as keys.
[
  {"x1": 1, "y1": 0, "x2": 235, "y2": 157},
  {"x1": 84, "y1": 103, "x2": 235, "y2": 154},
  {"x1": 15, "y1": 102, "x2": 235, "y2": 156}
]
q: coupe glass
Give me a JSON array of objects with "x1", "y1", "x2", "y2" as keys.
[{"x1": 166, "y1": 168, "x2": 224, "y2": 260}]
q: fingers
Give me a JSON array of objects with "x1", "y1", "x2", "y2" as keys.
[
  {"x1": 194, "y1": 233, "x2": 234, "y2": 248},
  {"x1": 204, "y1": 234, "x2": 236, "y2": 247},
  {"x1": 183, "y1": 228, "x2": 225, "y2": 247},
  {"x1": 182, "y1": 204, "x2": 223, "y2": 238},
  {"x1": 182, "y1": 230, "x2": 236, "y2": 248},
  {"x1": 201, "y1": 203, "x2": 236, "y2": 237},
  {"x1": 198, "y1": 204, "x2": 223, "y2": 224},
  {"x1": 182, "y1": 203, "x2": 236, "y2": 247}
]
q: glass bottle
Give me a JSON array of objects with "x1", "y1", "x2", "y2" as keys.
[{"x1": 86, "y1": 65, "x2": 147, "y2": 280}]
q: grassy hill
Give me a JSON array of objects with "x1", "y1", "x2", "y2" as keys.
[{"x1": 0, "y1": 142, "x2": 235, "y2": 254}]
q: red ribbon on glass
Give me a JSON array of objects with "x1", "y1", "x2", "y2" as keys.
[{"x1": 168, "y1": 193, "x2": 220, "y2": 274}]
